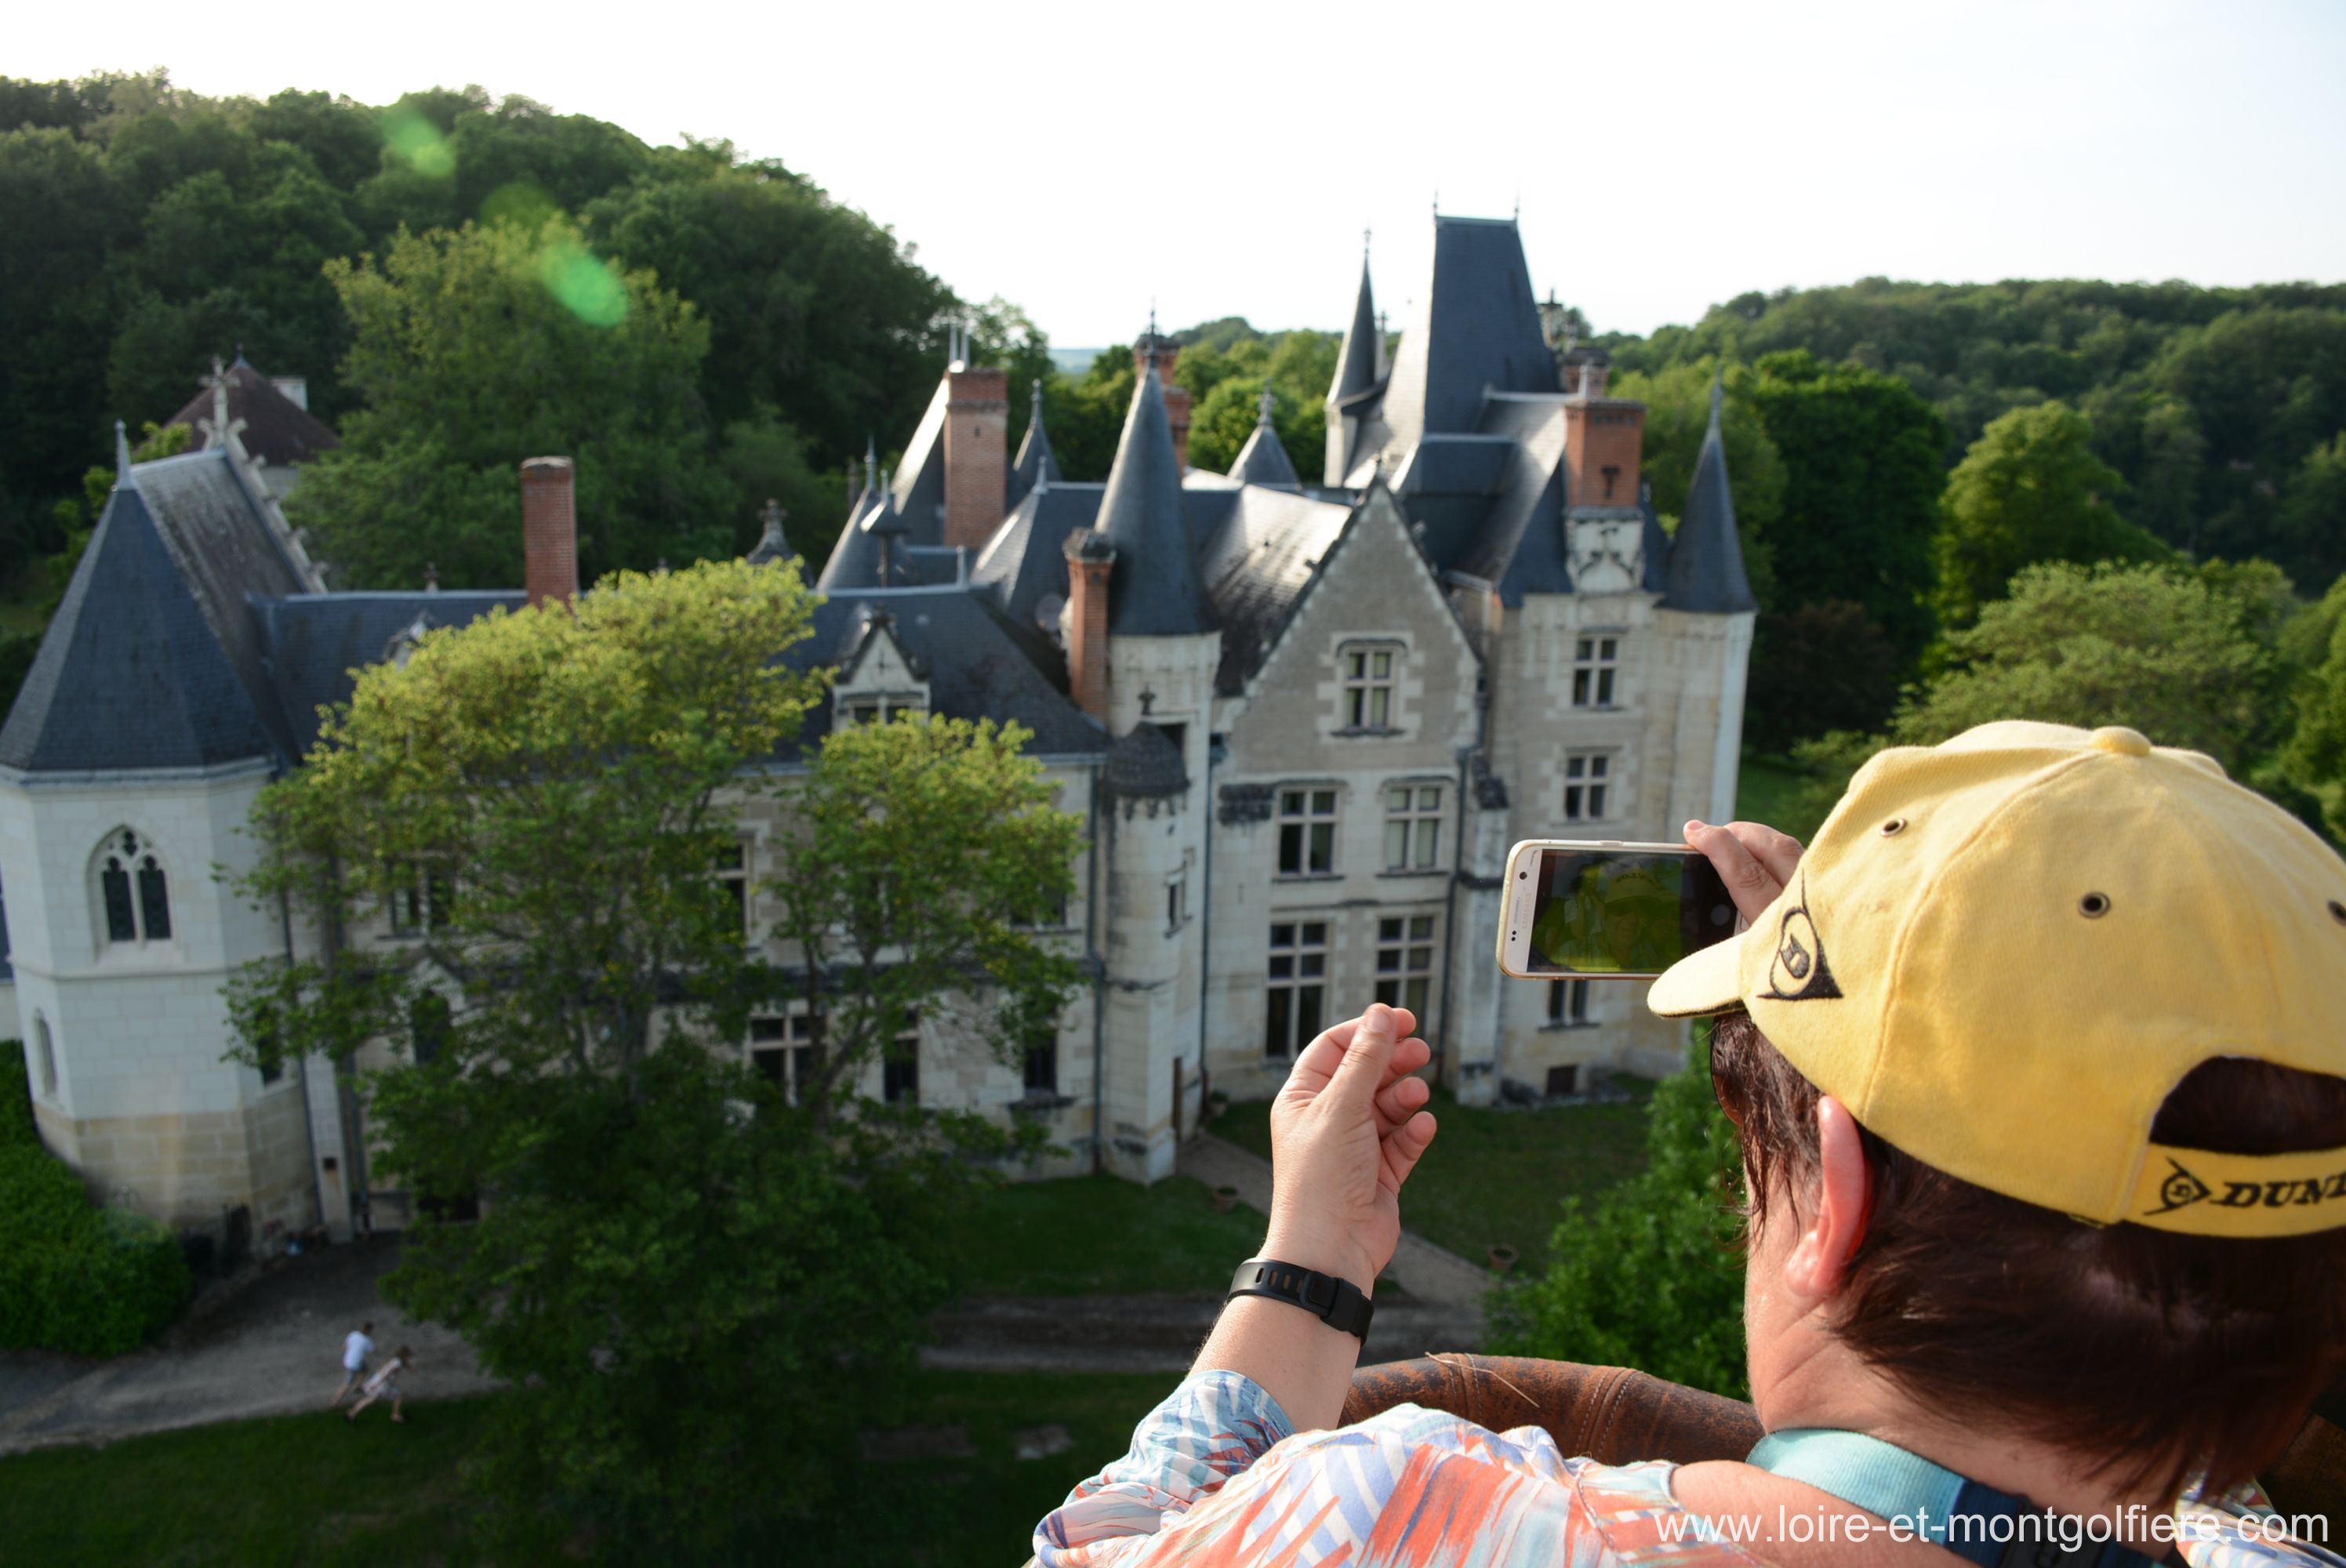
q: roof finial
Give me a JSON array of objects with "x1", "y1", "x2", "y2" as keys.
[
  {"x1": 1363, "y1": 224, "x2": 1371, "y2": 259},
  {"x1": 1031, "y1": 376, "x2": 1045, "y2": 422},
  {"x1": 1431, "y1": 188, "x2": 1439, "y2": 216},
  {"x1": 1513, "y1": 187, "x2": 1520, "y2": 222},
  {"x1": 1258, "y1": 379, "x2": 1276, "y2": 428},
  {"x1": 1708, "y1": 365, "x2": 1726, "y2": 431},
  {"x1": 1142, "y1": 303, "x2": 1160, "y2": 372},
  {"x1": 424, "y1": 561, "x2": 438, "y2": 593},
  {"x1": 114, "y1": 419, "x2": 133, "y2": 481},
  {"x1": 863, "y1": 435, "x2": 877, "y2": 499},
  {"x1": 760, "y1": 497, "x2": 787, "y2": 546}
]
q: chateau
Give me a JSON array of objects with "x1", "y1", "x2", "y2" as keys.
[{"x1": 0, "y1": 214, "x2": 1752, "y2": 1243}]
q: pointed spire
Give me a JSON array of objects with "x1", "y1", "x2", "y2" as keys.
[
  {"x1": 1229, "y1": 386, "x2": 1301, "y2": 491},
  {"x1": 1008, "y1": 377, "x2": 1060, "y2": 507},
  {"x1": 1663, "y1": 365, "x2": 1755, "y2": 615},
  {"x1": 863, "y1": 435, "x2": 878, "y2": 503},
  {"x1": 1095, "y1": 362, "x2": 1214, "y2": 636},
  {"x1": 1329, "y1": 244, "x2": 1382, "y2": 406},
  {"x1": 114, "y1": 419, "x2": 134, "y2": 484}
]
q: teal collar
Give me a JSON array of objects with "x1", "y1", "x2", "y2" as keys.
[{"x1": 1746, "y1": 1428, "x2": 2170, "y2": 1568}]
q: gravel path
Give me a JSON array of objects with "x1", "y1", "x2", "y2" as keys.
[{"x1": 0, "y1": 1149, "x2": 1494, "y2": 1454}]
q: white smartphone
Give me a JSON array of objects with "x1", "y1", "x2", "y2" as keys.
[{"x1": 1494, "y1": 839, "x2": 1741, "y2": 982}]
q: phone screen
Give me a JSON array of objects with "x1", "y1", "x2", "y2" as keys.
[{"x1": 1526, "y1": 848, "x2": 1739, "y2": 976}]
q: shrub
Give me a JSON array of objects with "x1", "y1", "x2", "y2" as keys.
[
  {"x1": 0, "y1": 1043, "x2": 32, "y2": 1145},
  {"x1": 0, "y1": 1142, "x2": 191, "y2": 1357},
  {"x1": 1487, "y1": 1032, "x2": 1749, "y2": 1399}
]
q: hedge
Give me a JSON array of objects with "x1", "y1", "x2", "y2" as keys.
[{"x1": 0, "y1": 1044, "x2": 191, "y2": 1356}]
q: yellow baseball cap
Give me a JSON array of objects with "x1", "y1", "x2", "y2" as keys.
[{"x1": 1649, "y1": 720, "x2": 2346, "y2": 1238}]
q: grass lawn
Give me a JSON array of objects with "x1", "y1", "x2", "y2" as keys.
[
  {"x1": 1735, "y1": 750, "x2": 1815, "y2": 835},
  {"x1": 1213, "y1": 1082, "x2": 1654, "y2": 1275},
  {"x1": 0, "y1": 1370, "x2": 1168, "y2": 1566},
  {"x1": 956, "y1": 1172, "x2": 1268, "y2": 1296}
]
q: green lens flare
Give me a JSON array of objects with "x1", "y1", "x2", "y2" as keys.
[
  {"x1": 382, "y1": 107, "x2": 454, "y2": 177},
  {"x1": 538, "y1": 239, "x2": 628, "y2": 328}
]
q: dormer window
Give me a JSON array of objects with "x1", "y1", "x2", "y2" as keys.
[
  {"x1": 100, "y1": 830, "x2": 170, "y2": 944},
  {"x1": 1339, "y1": 643, "x2": 1401, "y2": 732},
  {"x1": 839, "y1": 695, "x2": 924, "y2": 726}
]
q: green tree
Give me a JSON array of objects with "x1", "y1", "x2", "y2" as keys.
[
  {"x1": 2278, "y1": 434, "x2": 2346, "y2": 595},
  {"x1": 224, "y1": 561, "x2": 1040, "y2": 1548},
  {"x1": 768, "y1": 715, "x2": 1085, "y2": 1124},
  {"x1": 1745, "y1": 350, "x2": 1948, "y2": 666},
  {"x1": 289, "y1": 216, "x2": 735, "y2": 588},
  {"x1": 1490, "y1": 1036, "x2": 1747, "y2": 1398},
  {"x1": 586, "y1": 148, "x2": 957, "y2": 466},
  {"x1": 1932, "y1": 401, "x2": 2166, "y2": 629},
  {"x1": 1898, "y1": 561, "x2": 2273, "y2": 771}
]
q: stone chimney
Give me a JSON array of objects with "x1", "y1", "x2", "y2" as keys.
[
  {"x1": 943, "y1": 363, "x2": 1009, "y2": 550},
  {"x1": 1062, "y1": 528, "x2": 1117, "y2": 721},
  {"x1": 520, "y1": 456, "x2": 579, "y2": 608},
  {"x1": 1132, "y1": 331, "x2": 1191, "y2": 471},
  {"x1": 1562, "y1": 390, "x2": 1645, "y2": 510}
]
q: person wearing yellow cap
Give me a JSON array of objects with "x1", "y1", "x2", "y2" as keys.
[{"x1": 1033, "y1": 722, "x2": 2344, "y2": 1567}]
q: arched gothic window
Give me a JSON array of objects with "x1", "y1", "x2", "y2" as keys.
[
  {"x1": 100, "y1": 829, "x2": 171, "y2": 944},
  {"x1": 34, "y1": 1014, "x2": 56, "y2": 1098}
]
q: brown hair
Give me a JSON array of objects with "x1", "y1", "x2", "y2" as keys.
[{"x1": 1711, "y1": 1010, "x2": 2346, "y2": 1496}]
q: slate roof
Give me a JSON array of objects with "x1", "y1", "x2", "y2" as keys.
[
  {"x1": 166, "y1": 358, "x2": 340, "y2": 469},
  {"x1": 1007, "y1": 380, "x2": 1060, "y2": 510},
  {"x1": 1197, "y1": 485, "x2": 1351, "y2": 693},
  {"x1": 253, "y1": 591, "x2": 525, "y2": 757},
  {"x1": 1228, "y1": 411, "x2": 1301, "y2": 490},
  {"x1": 0, "y1": 481, "x2": 286, "y2": 771},
  {"x1": 816, "y1": 488, "x2": 893, "y2": 590},
  {"x1": 971, "y1": 482, "x2": 1105, "y2": 633},
  {"x1": 779, "y1": 587, "x2": 1104, "y2": 760},
  {"x1": 1663, "y1": 378, "x2": 1756, "y2": 615},
  {"x1": 1374, "y1": 216, "x2": 1557, "y2": 454},
  {"x1": 1329, "y1": 255, "x2": 1382, "y2": 408},
  {"x1": 1095, "y1": 368, "x2": 1216, "y2": 637},
  {"x1": 1104, "y1": 721, "x2": 1187, "y2": 797}
]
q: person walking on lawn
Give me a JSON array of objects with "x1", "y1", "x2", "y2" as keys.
[
  {"x1": 329, "y1": 1321, "x2": 374, "y2": 1409},
  {"x1": 346, "y1": 1345, "x2": 411, "y2": 1425}
]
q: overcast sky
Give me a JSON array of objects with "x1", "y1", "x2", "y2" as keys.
[{"x1": 14, "y1": 0, "x2": 2344, "y2": 348}]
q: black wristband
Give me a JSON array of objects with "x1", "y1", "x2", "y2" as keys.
[{"x1": 1225, "y1": 1258, "x2": 1375, "y2": 1341}]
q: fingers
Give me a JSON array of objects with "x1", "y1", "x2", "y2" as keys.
[
  {"x1": 1727, "y1": 821, "x2": 1804, "y2": 889},
  {"x1": 1371, "y1": 1064, "x2": 1431, "y2": 1132},
  {"x1": 1379, "y1": 1109, "x2": 1439, "y2": 1193},
  {"x1": 1685, "y1": 818, "x2": 1797, "y2": 923},
  {"x1": 1284, "y1": 1015, "x2": 1360, "y2": 1098},
  {"x1": 1327, "y1": 1004, "x2": 1404, "y2": 1113}
]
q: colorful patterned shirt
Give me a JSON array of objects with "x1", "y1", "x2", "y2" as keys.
[{"x1": 1034, "y1": 1370, "x2": 2342, "y2": 1567}]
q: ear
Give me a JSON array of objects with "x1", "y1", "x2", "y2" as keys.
[{"x1": 1780, "y1": 1094, "x2": 1872, "y2": 1304}]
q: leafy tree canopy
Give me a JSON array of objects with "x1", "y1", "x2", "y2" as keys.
[
  {"x1": 285, "y1": 216, "x2": 734, "y2": 589},
  {"x1": 0, "y1": 71, "x2": 985, "y2": 590},
  {"x1": 1611, "y1": 277, "x2": 2346, "y2": 590},
  {"x1": 1932, "y1": 400, "x2": 2169, "y2": 629}
]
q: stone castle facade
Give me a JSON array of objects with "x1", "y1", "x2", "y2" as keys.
[{"x1": 0, "y1": 215, "x2": 1752, "y2": 1242}]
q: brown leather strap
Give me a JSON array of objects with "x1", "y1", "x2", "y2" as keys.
[{"x1": 1342, "y1": 1355, "x2": 1762, "y2": 1465}]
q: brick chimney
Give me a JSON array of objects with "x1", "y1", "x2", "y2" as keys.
[
  {"x1": 1132, "y1": 332, "x2": 1191, "y2": 470},
  {"x1": 1062, "y1": 528, "x2": 1116, "y2": 721},
  {"x1": 943, "y1": 363, "x2": 1008, "y2": 550},
  {"x1": 520, "y1": 456, "x2": 579, "y2": 608},
  {"x1": 1562, "y1": 387, "x2": 1645, "y2": 510}
]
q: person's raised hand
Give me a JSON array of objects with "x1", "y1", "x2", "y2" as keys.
[
  {"x1": 1265, "y1": 1004, "x2": 1438, "y2": 1294},
  {"x1": 1683, "y1": 818, "x2": 1804, "y2": 925}
]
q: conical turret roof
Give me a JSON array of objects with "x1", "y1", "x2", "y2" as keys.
[
  {"x1": 1097, "y1": 360, "x2": 1215, "y2": 636},
  {"x1": 1008, "y1": 378, "x2": 1060, "y2": 509},
  {"x1": 1328, "y1": 252, "x2": 1381, "y2": 407},
  {"x1": 1662, "y1": 372, "x2": 1756, "y2": 614},
  {"x1": 1229, "y1": 383, "x2": 1301, "y2": 489}
]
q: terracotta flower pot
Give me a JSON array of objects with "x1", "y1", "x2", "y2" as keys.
[
  {"x1": 1487, "y1": 1244, "x2": 1520, "y2": 1275},
  {"x1": 1212, "y1": 1185, "x2": 1240, "y2": 1213}
]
